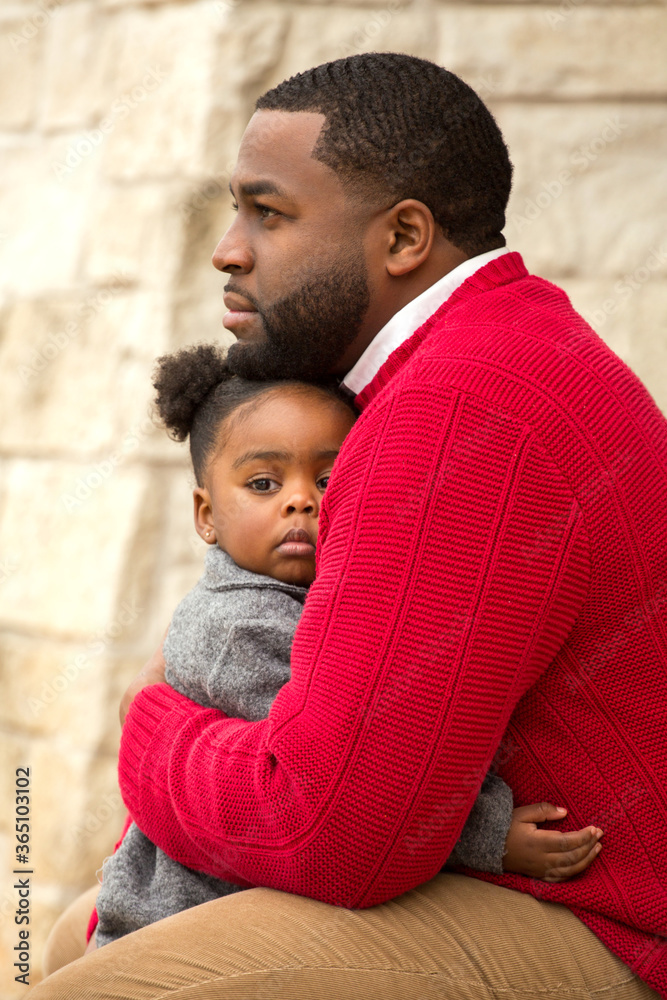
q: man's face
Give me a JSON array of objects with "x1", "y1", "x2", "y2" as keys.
[{"x1": 212, "y1": 110, "x2": 373, "y2": 380}]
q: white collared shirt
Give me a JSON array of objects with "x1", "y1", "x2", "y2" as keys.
[{"x1": 342, "y1": 247, "x2": 511, "y2": 397}]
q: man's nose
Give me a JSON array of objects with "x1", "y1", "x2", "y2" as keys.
[{"x1": 212, "y1": 223, "x2": 253, "y2": 274}]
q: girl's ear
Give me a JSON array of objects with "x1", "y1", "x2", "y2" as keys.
[{"x1": 193, "y1": 488, "x2": 216, "y2": 544}]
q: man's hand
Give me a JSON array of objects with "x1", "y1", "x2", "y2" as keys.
[
  {"x1": 503, "y1": 802, "x2": 603, "y2": 882},
  {"x1": 120, "y1": 635, "x2": 168, "y2": 726}
]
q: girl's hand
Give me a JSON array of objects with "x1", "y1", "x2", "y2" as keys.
[{"x1": 503, "y1": 802, "x2": 603, "y2": 882}]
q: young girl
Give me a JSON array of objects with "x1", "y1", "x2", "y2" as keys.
[{"x1": 90, "y1": 344, "x2": 602, "y2": 947}]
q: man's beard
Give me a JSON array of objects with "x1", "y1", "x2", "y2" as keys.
[{"x1": 225, "y1": 253, "x2": 370, "y2": 382}]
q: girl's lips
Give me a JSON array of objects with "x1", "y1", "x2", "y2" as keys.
[
  {"x1": 277, "y1": 527, "x2": 316, "y2": 558},
  {"x1": 276, "y1": 541, "x2": 316, "y2": 558}
]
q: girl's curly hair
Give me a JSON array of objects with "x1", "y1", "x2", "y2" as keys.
[{"x1": 152, "y1": 343, "x2": 356, "y2": 485}]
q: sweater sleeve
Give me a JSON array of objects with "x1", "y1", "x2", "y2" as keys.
[
  {"x1": 119, "y1": 385, "x2": 590, "y2": 907},
  {"x1": 444, "y1": 771, "x2": 513, "y2": 874}
]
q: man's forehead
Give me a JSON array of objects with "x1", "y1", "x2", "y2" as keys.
[
  {"x1": 231, "y1": 109, "x2": 331, "y2": 190},
  {"x1": 242, "y1": 108, "x2": 326, "y2": 152}
]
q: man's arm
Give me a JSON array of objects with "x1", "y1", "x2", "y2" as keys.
[{"x1": 119, "y1": 387, "x2": 590, "y2": 908}]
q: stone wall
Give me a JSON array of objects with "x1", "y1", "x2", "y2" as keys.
[{"x1": 0, "y1": 0, "x2": 665, "y2": 990}]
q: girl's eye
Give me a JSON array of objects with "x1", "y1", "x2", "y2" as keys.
[
  {"x1": 248, "y1": 478, "x2": 279, "y2": 492},
  {"x1": 317, "y1": 475, "x2": 330, "y2": 491}
]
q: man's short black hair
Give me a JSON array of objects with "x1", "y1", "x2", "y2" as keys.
[{"x1": 256, "y1": 53, "x2": 512, "y2": 257}]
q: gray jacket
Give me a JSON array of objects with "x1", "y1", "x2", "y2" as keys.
[{"x1": 95, "y1": 546, "x2": 512, "y2": 946}]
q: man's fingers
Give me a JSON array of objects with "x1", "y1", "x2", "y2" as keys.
[
  {"x1": 543, "y1": 842, "x2": 602, "y2": 882},
  {"x1": 512, "y1": 801, "x2": 568, "y2": 825}
]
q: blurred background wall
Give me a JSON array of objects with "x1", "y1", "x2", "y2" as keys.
[{"x1": 0, "y1": 0, "x2": 665, "y2": 990}]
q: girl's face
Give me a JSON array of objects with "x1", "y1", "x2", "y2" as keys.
[{"x1": 193, "y1": 388, "x2": 356, "y2": 586}]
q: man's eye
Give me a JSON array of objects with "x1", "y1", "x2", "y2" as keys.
[
  {"x1": 248, "y1": 478, "x2": 278, "y2": 492},
  {"x1": 256, "y1": 203, "x2": 277, "y2": 220},
  {"x1": 231, "y1": 201, "x2": 239, "y2": 212}
]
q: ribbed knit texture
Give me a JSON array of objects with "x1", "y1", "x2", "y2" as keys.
[{"x1": 120, "y1": 252, "x2": 667, "y2": 998}]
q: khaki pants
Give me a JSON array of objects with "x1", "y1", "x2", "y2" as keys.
[{"x1": 31, "y1": 874, "x2": 658, "y2": 999}]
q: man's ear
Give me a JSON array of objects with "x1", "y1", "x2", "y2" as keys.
[
  {"x1": 384, "y1": 199, "x2": 437, "y2": 277},
  {"x1": 193, "y1": 488, "x2": 216, "y2": 544}
]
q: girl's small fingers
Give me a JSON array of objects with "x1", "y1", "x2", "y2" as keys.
[
  {"x1": 538, "y1": 826, "x2": 602, "y2": 853},
  {"x1": 513, "y1": 802, "x2": 567, "y2": 825},
  {"x1": 543, "y1": 842, "x2": 602, "y2": 882},
  {"x1": 547, "y1": 837, "x2": 601, "y2": 868}
]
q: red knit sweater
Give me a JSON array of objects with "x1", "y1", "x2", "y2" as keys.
[{"x1": 120, "y1": 253, "x2": 667, "y2": 996}]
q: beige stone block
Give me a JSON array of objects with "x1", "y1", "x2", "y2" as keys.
[
  {"x1": 216, "y1": 3, "x2": 291, "y2": 89},
  {"x1": 101, "y1": 0, "x2": 185, "y2": 5},
  {"x1": 82, "y1": 181, "x2": 186, "y2": 286},
  {"x1": 92, "y1": 2, "x2": 221, "y2": 178},
  {"x1": 172, "y1": 181, "x2": 237, "y2": 351},
  {"x1": 42, "y1": 1, "x2": 105, "y2": 128},
  {"x1": 1, "y1": 731, "x2": 123, "y2": 996},
  {"x1": 0, "y1": 138, "x2": 95, "y2": 296},
  {"x1": 198, "y1": 4, "x2": 291, "y2": 172},
  {"x1": 147, "y1": 466, "x2": 208, "y2": 632},
  {"x1": 436, "y1": 6, "x2": 667, "y2": 98},
  {"x1": 496, "y1": 104, "x2": 667, "y2": 277},
  {"x1": 0, "y1": 284, "x2": 186, "y2": 470},
  {"x1": 563, "y1": 278, "x2": 667, "y2": 417},
  {"x1": 0, "y1": 459, "x2": 158, "y2": 640},
  {"x1": 0, "y1": 18, "x2": 43, "y2": 127},
  {"x1": 0, "y1": 634, "x2": 106, "y2": 745},
  {"x1": 101, "y1": 653, "x2": 149, "y2": 753},
  {"x1": 0, "y1": 734, "x2": 125, "y2": 885},
  {"x1": 269, "y1": 2, "x2": 437, "y2": 85},
  {"x1": 290, "y1": 0, "x2": 417, "y2": 5},
  {"x1": 0, "y1": 290, "x2": 169, "y2": 457},
  {"x1": 0, "y1": 634, "x2": 147, "y2": 759}
]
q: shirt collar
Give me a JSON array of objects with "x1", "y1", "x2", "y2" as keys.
[
  {"x1": 341, "y1": 247, "x2": 512, "y2": 397},
  {"x1": 203, "y1": 545, "x2": 308, "y2": 600}
]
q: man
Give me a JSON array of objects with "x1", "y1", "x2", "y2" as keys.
[{"x1": 34, "y1": 54, "x2": 666, "y2": 998}]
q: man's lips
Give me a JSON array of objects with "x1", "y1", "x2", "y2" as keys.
[
  {"x1": 276, "y1": 527, "x2": 316, "y2": 558},
  {"x1": 223, "y1": 291, "x2": 257, "y2": 313}
]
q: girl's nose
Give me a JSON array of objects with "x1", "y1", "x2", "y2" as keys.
[{"x1": 281, "y1": 486, "x2": 319, "y2": 517}]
